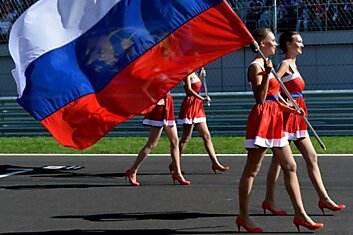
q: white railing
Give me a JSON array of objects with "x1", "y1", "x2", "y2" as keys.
[{"x1": 1, "y1": 91, "x2": 353, "y2": 136}]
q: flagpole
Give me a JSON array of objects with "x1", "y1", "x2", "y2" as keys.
[
  {"x1": 201, "y1": 67, "x2": 211, "y2": 106},
  {"x1": 250, "y1": 42, "x2": 326, "y2": 150}
]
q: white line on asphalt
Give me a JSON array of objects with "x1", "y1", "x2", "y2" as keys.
[
  {"x1": 0, "y1": 168, "x2": 33, "y2": 178},
  {"x1": 0, "y1": 154, "x2": 353, "y2": 157}
]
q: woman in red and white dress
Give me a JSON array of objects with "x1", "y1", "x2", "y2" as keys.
[
  {"x1": 177, "y1": 70, "x2": 229, "y2": 173},
  {"x1": 125, "y1": 92, "x2": 190, "y2": 186},
  {"x1": 236, "y1": 28, "x2": 323, "y2": 233},
  {"x1": 263, "y1": 31, "x2": 345, "y2": 216}
]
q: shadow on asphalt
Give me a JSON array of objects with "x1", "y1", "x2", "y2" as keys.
[
  {"x1": 0, "y1": 229, "x2": 315, "y2": 234},
  {"x1": 52, "y1": 211, "x2": 232, "y2": 222}
]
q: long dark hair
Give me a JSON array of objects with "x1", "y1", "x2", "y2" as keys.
[{"x1": 279, "y1": 31, "x2": 300, "y2": 53}]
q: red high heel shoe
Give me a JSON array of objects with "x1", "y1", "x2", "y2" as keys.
[
  {"x1": 235, "y1": 217, "x2": 263, "y2": 233},
  {"x1": 171, "y1": 173, "x2": 190, "y2": 185},
  {"x1": 293, "y1": 216, "x2": 323, "y2": 232},
  {"x1": 125, "y1": 169, "x2": 140, "y2": 186},
  {"x1": 262, "y1": 201, "x2": 288, "y2": 216},
  {"x1": 318, "y1": 200, "x2": 345, "y2": 214},
  {"x1": 211, "y1": 163, "x2": 230, "y2": 174}
]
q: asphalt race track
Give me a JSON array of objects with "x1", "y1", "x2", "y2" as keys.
[{"x1": 0, "y1": 154, "x2": 351, "y2": 234}]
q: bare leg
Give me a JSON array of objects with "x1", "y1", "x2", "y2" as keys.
[
  {"x1": 238, "y1": 147, "x2": 267, "y2": 224},
  {"x1": 165, "y1": 125, "x2": 187, "y2": 181},
  {"x1": 294, "y1": 137, "x2": 338, "y2": 206},
  {"x1": 272, "y1": 145, "x2": 316, "y2": 224},
  {"x1": 128, "y1": 126, "x2": 163, "y2": 182},
  {"x1": 195, "y1": 122, "x2": 225, "y2": 167},
  {"x1": 179, "y1": 124, "x2": 194, "y2": 154},
  {"x1": 264, "y1": 154, "x2": 282, "y2": 208}
]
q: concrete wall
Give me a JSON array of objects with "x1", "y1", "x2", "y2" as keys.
[
  {"x1": 294, "y1": 30, "x2": 353, "y2": 90},
  {"x1": 1, "y1": 30, "x2": 353, "y2": 96}
]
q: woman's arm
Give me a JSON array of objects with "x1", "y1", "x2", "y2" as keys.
[
  {"x1": 276, "y1": 60, "x2": 289, "y2": 79},
  {"x1": 184, "y1": 73, "x2": 206, "y2": 101},
  {"x1": 278, "y1": 100, "x2": 305, "y2": 115},
  {"x1": 276, "y1": 60, "x2": 304, "y2": 114},
  {"x1": 249, "y1": 60, "x2": 271, "y2": 103}
]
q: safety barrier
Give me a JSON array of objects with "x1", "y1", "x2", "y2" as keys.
[{"x1": 1, "y1": 90, "x2": 353, "y2": 137}]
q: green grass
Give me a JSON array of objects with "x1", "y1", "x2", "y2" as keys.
[{"x1": 0, "y1": 136, "x2": 352, "y2": 154}]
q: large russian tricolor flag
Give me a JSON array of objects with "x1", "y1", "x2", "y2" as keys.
[{"x1": 9, "y1": 0, "x2": 254, "y2": 150}]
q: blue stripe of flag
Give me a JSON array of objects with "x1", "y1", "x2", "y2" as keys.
[{"x1": 18, "y1": 0, "x2": 223, "y2": 120}]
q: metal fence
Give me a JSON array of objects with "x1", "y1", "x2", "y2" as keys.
[
  {"x1": 0, "y1": 0, "x2": 38, "y2": 44},
  {"x1": 1, "y1": 0, "x2": 353, "y2": 44},
  {"x1": 229, "y1": 0, "x2": 353, "y2": 33}
]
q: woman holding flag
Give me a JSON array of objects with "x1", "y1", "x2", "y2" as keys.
[
  {"x1": 177, "y1": 69, "x2": 230, "y2": 173},
  {"x1": 236, "y1": 28, "x2": 323, "y2": 232},
  {"x1": 125, "y1": 92, "x2": 190, "y2": 186},
  {"x1": 262, "y1": 31, "x2": 345, "y2": 216}
]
